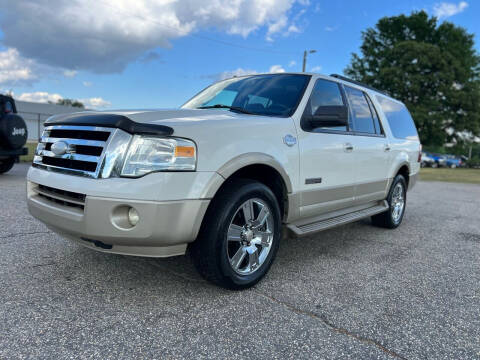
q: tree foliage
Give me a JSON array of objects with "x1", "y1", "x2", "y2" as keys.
[
  {"x1": 56, "y1": 98, "x2": 84, "y2": 108},
  {"x1": 345, "y1": 11, "x2": 480, "y2": 146}
]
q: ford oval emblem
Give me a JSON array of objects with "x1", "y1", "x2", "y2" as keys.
[
  {"x1": 51, "y1": 141, "x2": 69, "y2": 156},
  {"x1": 283, "y1": 134, "x2": 297, "y2": 147}
]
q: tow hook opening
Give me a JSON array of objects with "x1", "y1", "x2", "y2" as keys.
[{"x1": 81, "y1": 237, "x2": 113, "y2": 250}]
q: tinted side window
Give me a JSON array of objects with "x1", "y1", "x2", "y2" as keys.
[
  {"x1": 365, "y1": 94, "x2": 383, "y2": 135},
  {"x1": 305, "y1": 79, "x2": 346, "y2": 132},
  {"x1": 344, "y1": 86, "x2": 375, "y2": 134},
  {"x1": 376, "y1": 96, "x2": 419, "y2": 140}
]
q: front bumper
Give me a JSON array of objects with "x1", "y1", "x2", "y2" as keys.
[{"x1": 26, "y1": 167, "x2": 223, "y2": 257}]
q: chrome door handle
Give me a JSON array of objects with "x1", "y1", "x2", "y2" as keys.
[
  {"x1": 384, "y1": 144, "x2": 391, "y2": 152},
  {"x1": 344, "y1": 143, "x2": 353, "y2": 152}
]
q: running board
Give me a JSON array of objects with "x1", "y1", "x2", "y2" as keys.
[{"x1": 287, "y1": 201, "x2": 389, "y2": 237}]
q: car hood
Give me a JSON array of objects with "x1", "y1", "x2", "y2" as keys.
[
  {"x1": 87, "y1": 108, "x2": 260, "y2": 125},
  {"x1": 45, "y1": 108, "x2": 281, "y2": 139}
]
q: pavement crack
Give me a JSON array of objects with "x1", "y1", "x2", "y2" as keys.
[{"x1": 253, "y1": 290, "x2": 408, "y2": 360}]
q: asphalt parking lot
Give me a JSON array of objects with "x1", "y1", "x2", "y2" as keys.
[{"x1": 1, "y1": 164, "x2": 479, "y2": 359}]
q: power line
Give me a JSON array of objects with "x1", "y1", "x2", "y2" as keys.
[{"x1": 95, "y1": 0, "x2": 299, "y2": 56}]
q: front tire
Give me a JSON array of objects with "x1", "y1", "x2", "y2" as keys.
[
  {"x1": 372, "y1": 175, "x2": 407, "y2": 229},
  {"x1": 191, "y1": 179, "x2": 281, "y2": 290},
  {"x1": 0, "y1": 157, "x2": 15, "y2": 174}
]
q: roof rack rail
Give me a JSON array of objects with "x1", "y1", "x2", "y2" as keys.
[{"x1": 329, "y1": 74, "x2": 389, "y2": 96}]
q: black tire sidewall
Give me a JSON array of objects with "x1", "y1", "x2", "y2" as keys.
[
  {"x1": 0, "y1": 157, "x2": 15, "y2": 174},
  {"x1": 211, "y1": 181, "x2": 281, "y2": 288}
]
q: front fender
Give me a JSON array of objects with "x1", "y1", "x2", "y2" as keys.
[{"x1": 216, "y1": 152, "x2": 293, "y2": 193}]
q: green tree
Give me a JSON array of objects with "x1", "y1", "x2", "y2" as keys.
[
  {"x1": 345, "y1": 11, "x2": 480, "y2": 147},
  {"x1": 56, "y1": 98, "x2": 85, "y2": 108}
]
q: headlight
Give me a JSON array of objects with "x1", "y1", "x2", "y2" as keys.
[{"x1": 121, "y1": 136, "x2": 196, "y2": 177}]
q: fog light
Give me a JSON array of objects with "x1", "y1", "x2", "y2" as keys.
[{"x1": 128, "y1": 207, "x2": 139, "y2": 226}]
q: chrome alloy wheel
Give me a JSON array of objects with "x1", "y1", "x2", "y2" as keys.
[
  {"x1": 391, "y1": 183, "x2": 405, "y2": 223},
  {"x1": 226, "y1": 198, "x2": 274, "y2": 275}
]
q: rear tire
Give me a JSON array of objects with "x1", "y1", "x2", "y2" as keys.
[
  {"x1": 0, "y1": 157, "x2": 15, "y2": 174},
  {"x1": 191, "y1": 179, "x2": 281, "y2": 290},
  {"x1": 372, "y1": 175, "x2": 407, "y2": 229}
]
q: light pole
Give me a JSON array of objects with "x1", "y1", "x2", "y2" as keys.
[{"x1": 302, "y1": 50, "x2": 317, "y2": 72}]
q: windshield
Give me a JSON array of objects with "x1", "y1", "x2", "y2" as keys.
[{"x1": 182, "y1": 74, "x2": 310, "y2": 117}]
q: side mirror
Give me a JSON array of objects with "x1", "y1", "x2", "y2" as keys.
[{"x1": 307, "y1": 105, "x2": 348, "y2": 128}]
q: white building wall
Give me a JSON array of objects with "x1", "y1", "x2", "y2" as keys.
[{"x1": 14, "y1": 100, "x2": 83, "y2": 141}]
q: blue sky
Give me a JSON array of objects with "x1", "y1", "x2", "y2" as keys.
[{"x1": 0, "y1": 0, "x2": 477, "y2": 109}]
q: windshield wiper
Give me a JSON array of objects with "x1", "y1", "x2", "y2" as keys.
[{"x1": 197, "y1": 104, "x2": 253, "y2": 114}]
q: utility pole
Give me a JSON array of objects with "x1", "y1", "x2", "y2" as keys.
[{"x1": 302, "y1": 49, "x2": 317, "y2": 72}]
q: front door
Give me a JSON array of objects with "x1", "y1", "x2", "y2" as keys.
[{"x1": 297, "y1": 78, "x2": 357, "y2": 218}]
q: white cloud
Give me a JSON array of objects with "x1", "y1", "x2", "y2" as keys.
[
  {"x1": 216, "y1": 63, "x2": 288, "y2": 80},
  {"x1": 266, "y1": 7, "x2": 306, "y2": 41},
  {"x1": 266, "y1": 15, "x2": 288, "y2": 41},
  {"x1": 0, "y1": 48, "x2": 83, "y2": 87},
  {"x1": 288, "y1": 60, "x2": 297, "y2": 67},
  {"x1": 218, "y1": 68, "x2": 259, "y2": 80},
  {"x1": 286, "y1": 24, "x2": 301, "y2": 35},
  {"x1": 433, "y1": 1, "x2": 468, "y2": 19},
  {"x1": 325, "y1": 26, "x2": 338, "y2": 32},
  {"x1": 83, "y1": 81, "x2": 93, "y2": 87},
  {"x1": 63, "y1": 70, "x2": 77, "y2": 78},
  {"x1": 310, "y1": 66, "x2": 322, "y2": 72},
  {"x1": 0, "y1": 48, "x2": 37, "y2": 86},
  {"x1": 2, "y1": 0, "x2": 304, "y2": 73},
  {"x1": 80, "y1": 97, "x2": 111, "y2": 108},
  {"x1": 17, "y1": 91, "x2": 63, "y2": 104},
  {"x1": 17, "y1": 91, "x2": 110, "y2": 109},
  {"x1": 269, "y1": 65, "x2": 286, "y2": 73}
]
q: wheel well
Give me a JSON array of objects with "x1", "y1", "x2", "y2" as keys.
[
  {"x1": 217, "y1": 164, "x2": 288, "y2": 220},
  {"x1": 396, "y1": 165, "x2": 410, "y2": 187}
]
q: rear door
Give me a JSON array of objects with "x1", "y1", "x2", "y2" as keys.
[
  {"x1": 297, "y1": 79, "x2": 357, "y2": 218},
  {"x1": 375, "y1": 95, "x2": 421, "y2": 178},
  {"x1": 342, "y1": 86, "x2": 391, "y2": 204}
]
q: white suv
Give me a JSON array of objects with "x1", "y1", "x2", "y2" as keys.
[{"x1": 27, "y1": 73, "x2": 421, "y2": 289}]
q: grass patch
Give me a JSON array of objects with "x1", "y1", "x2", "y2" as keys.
[
  {"x1": 420, "y1": 168, "x2": 480, "y2": 184},
  {"x1": 20, "y1": 142, "x2": 37, "y2": 163}
]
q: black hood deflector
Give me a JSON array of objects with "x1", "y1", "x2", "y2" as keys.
[{"x1": 45, "y1": 113, "x2": 174, "y2": 136}]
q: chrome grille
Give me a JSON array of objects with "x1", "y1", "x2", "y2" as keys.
[{"x1": 33, "y1": 125, "x2": 113, "y2": 178}]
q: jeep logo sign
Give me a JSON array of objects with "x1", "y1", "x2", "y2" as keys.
[{"x1": 12, "y1": 127, "x2": 26, "y2": 136}]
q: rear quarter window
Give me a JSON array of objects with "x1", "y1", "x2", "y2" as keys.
[{"x1": 376, "y1": 96, "x2": 419, "y2": 141}]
